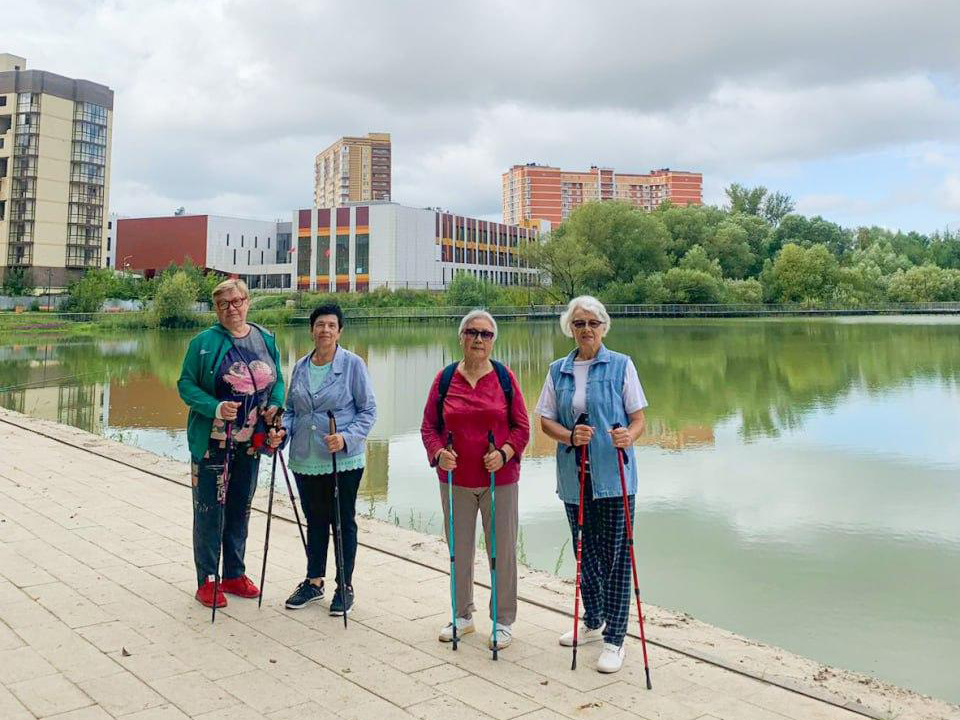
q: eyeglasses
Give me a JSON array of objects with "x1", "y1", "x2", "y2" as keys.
[
  {"x1": 572, "y1": 319, "x2": 604, "y2": 330},
  {"x1": 462, "y1": 328, "x2": 495, "y2": 341},
  {"x1": 216, "y1": 297, "x2": 247, "y2": 310}
]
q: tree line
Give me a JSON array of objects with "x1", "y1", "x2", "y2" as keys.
[{"x1": 524, "y1": 184, "x2": 960, "y2": 305}]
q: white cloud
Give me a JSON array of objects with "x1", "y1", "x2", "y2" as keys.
[{"x1": 8, "y1": 0, "x2": 960, "y2": 229}]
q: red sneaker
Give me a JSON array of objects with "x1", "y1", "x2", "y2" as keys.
[
  {"x1": 221, "y1": 575, "x2": 260, "y2": 598},
  {"x1": 196, "y1": 579, "x2": 227, "y2": 608}
]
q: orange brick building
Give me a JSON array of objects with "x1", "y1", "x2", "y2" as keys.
[{"x1": 502, "y1": 164, "x2": 702, "y2": 225}]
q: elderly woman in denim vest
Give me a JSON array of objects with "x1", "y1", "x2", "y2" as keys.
[
  {"x1": 278, "y1": 303, "x2": 377, "y2": 616},
  {"x1": 535, "y1": 295, "x2": 647, "y2": 674}
]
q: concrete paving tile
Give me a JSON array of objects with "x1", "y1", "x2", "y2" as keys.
[
  {"x1": 78, "y1": 671, "x2": 167, "y2": 716},
  {"x1": 0, "y1": 683, "x2": 34, "y2": 720},
  {"x1": 0, "y1": 619, "x2": 25, "y2": 650},
  {"x1": 0, "y1": 645, "x2": 59, "y2": 683},
  {"x1": 747, "y1": 685, "x2": 865, "y2": 720},
  {"x1": 148, "y1": 670, "x2": 242, "y2": 716},
  {"x1": 40, "y1": 706, "x2": 114, "y2": 720},
  {"x1": 76, "y1": 619, "x2": 152, "y2": 653},
  {"x1": 406, "y1": 694, "x2": 500, "y2": 720},
  {"x1": 8, "y1": 673, "x2": 91, "y2": 717},
  {"x1": 42, "y1": 638, "x2": 124, "y2": 683},
  {"x1": 515, "y1": 647, "x2": 621, "y2": 693},
  {"x1": 215, "y1": 669, "x2": 303, "y2": 714},
  {"x1": 511, "y1": 710, "x2": 576, "y2": 720},
  {"x1": 436, "y1": 675, "x2": 540, "y2": 720},
  {"x1": 119, "y1": 704, "x2": 192, "y2": 720},
  {"x1": 246, "y1": 612, "x2": 327, "y2": 647},
  {"x1": 0, "y1": 598, "x2": 59, "y2": 628},
  {"x1": 265, "y1": 701, "x2": 341, "y2": 720},
  {"x1": 112, "y1": 645, "x2": 193, "y2": 681},
  {"x1": 587, "y1": 680, "x2": 701, "y2": 720},
  {"x1": 163, "y1": 639, "x2": 257, "y2": 680},
  {"x1": 335, "y1": 695, "x2": 418, "y2": 720},
  {"x1": 409, "y1": 663, "x2": 471, "y2": 686}
]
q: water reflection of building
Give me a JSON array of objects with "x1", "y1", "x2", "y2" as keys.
[{"x1": 0, "y1": 382, "x2": 106, "y2": 433}]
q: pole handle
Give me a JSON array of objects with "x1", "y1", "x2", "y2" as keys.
[
  {"x1": 611, "y1": 422, "x2": 630, "y2": 465},
  {"x1": 565, "y1": 412, "x2": 589, "y2": 454},
  {"x1": 327, "y1": 409, "x2": 337, "y2": 435}
]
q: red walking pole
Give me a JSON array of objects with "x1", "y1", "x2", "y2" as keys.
[
  {"x1": 612, "y1": 422, "x2": 652, "y2": 689},
  {"x1": 571, "y1": 413, "x2": 589, "y2": 671}
]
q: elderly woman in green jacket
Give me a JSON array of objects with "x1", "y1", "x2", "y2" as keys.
[{"x1": 177, "y1": 279, "x2": 285, "y2": 608}]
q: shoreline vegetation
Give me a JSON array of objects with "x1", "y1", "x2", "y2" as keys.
[{"x1": 3, "y1": 189, "x2": 960, "y2": 334}]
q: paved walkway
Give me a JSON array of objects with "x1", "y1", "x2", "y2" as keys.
[{"x1": 0, "y1": 409, "x2": 956, "y2": 720}]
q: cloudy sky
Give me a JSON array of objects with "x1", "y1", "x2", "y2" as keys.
[{"x1": 12, "y1": 0, "x2": 960, "y2": 232}]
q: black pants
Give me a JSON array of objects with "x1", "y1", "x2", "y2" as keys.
[
  {"x1": 191, "y1": 440, "x2": 260, "y2": 587},
  {"x1": 294, "y1": 468, "x2": 363, "y2": 587}
]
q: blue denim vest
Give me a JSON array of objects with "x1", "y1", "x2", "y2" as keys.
[{"x1": 549, "y1": 344, "x2": 638, "y2": 504}]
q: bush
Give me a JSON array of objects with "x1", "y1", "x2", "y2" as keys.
[
  {"x1": 886, "y1": 265, "x2": 960, "y2": 302},
  {"x1": 767, "y1": 243, "x2": 840, "y2": 303},
  {"x1": 2, "y1": 267, "x2": 36, "y2": 296},
  {"x1": 247, "y1": 307, "x2": 294, "y2": 326},
  {"x1": 722, "y1": 278, "x2": 763, "y2": 304},
  {"x1": 62, "y1": 268, "x2": 114, "y2": 312},
  {"x1": 152, "y1": 271, "x2": 200, "y2": 327},
  {"x1": 445, "y1": 273, "x2": 503, "y2": 307},
  {"x1": 661, "y1": 268, "x2": 723, "y2": 303}
]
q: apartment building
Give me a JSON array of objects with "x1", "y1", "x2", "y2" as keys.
[
  {"x1": 502, "y1": 163, "x2": 702, "y2": 225},
  {"x1": 0, "y1": 53, "x2": 114, "y2": 289},
  {"x1": 314, "y1": 132, "x2": 391, "y2": 208}
]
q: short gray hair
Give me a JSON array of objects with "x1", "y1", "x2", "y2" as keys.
[
  {"x1": 560, "y1": 295, "x2": 610, "y2": 338},
  {"x1": 458, "y1": 309, "x2": 498, "y2": 340}
]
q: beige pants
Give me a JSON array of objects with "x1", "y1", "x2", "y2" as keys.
[{"x1": 439, "y1": 482, "x2": 518, "y2": 626}]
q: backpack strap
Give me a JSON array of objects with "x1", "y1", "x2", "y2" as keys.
[
  {"x1": 491, "y1": 360, "x2": 514, "y2": 426},
  {"x1": 436, "y1": 362, "x2": 459, "y2": 433}
]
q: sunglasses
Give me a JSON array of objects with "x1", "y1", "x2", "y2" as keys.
[
  {"x1": 572, "y1": 319, "x2": 604, "y2": 330},
  {"x1": 462, "y1": 328, "x2": 495, "y2": 341},
  {"x1": 216, "y1": 297, "x2": 247, "y2": 310}
]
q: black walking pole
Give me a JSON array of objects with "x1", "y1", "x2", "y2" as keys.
[
  {"x1": 275, "y1": 448, "x2": 308, "y2": 552},
  {"x1": 327, "y1": 410, "x2": 348, "y2": 629},
  {"x1": 258, "y1": 409, "x2": 285, "y2": 608},
  {"x1": 212, "y1": 421, "x2": 234, "y2": 623}
]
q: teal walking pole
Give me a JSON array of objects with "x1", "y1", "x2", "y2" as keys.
[
  {"x1": 487, "y1": 430, "x2": 499, "y2": 661},
  {"x1": 445, "y1": 432, "x2": 458, "y2": 650}
]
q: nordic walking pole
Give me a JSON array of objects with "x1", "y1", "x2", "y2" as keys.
[
  {"x1": 328, "y1": 410, "x2": 348, "y2": 629},
  {"x1": 487, "y1": 429, "x2": 499, "y2": 661},
  {"x1": 275, "y1": 449, "x2": 307, "y2": 551},
  {"x1": 445, "y1": 431, "x2": 458, "y2": 651},
  {"x1": 212, "y1": 421, "x2": 234, "y2": 624},
  {"x1": 571, "y1": 412, "x2": 589, "y2": 670},
  {"x1": 258, "y1": 409, "x2": 285, "y2": 608},
  {"x1": 612, "y1": 422, "x2": 652, "y2": 689}
]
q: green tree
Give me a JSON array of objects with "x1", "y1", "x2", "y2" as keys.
[
  {"x1": 1, "y1": 268, "x2": 35, "y2": 296},
  {"x1": 522, "y1": 229, "x2": 610, "y2": 301},
  {"x1": 722, "y1": 278, "x2": 763, "y2": 304},
  {"x1": 772, "y1": 215, "x2": 852, "y2": 258},
  {"x1": 563, "y1": 202, "x2": 670, "y2": 285},
  {"x1": 678, "y1": 245, "x2": 722, "y2": 277},
  {"x1": 767, "y1": 243, "x2": 840, "y2": 304},
  {"x1": 705, "y1": 221, "x2": 755, "y2": 279},
  {"x1": 63, "y1": 268, "x2": 114, "y2": 312},
  {"x1": 725, "y1": 183, "x2": 768, "y2": 215},
  {"x1": 152, "y1": 271, "x2": 200, "y2": 327},
  {"x1": 761, "y1": 191, "x2": 795, "y2": 226},
  {"x1": 659, "y1": 204, "x2": 722, "y2": 261},
  {"x1": 661, "y1": 267, "x2": 723, "y2": 303},
  {"x1": 886, "y1": 265, "x2": 960, "y2": 302}
]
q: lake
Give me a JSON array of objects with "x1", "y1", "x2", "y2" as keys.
[{"x1": 1, "y1": 316, "x2": 958, "y2": 702}]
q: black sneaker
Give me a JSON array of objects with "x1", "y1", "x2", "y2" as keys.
[
  {"x1": 285, "y1": 579, "x2": 324, "y2": 609},
  {"x1": 329, "y1": 585, "x2": 354, "y2": 616}
]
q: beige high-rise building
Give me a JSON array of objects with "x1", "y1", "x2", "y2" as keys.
[
  {"x1": 314, "y1": 132, "x2": 391, "y2": 208},
  {"x1": 0, "y1": 53, "x2": 114, "y2": 290}
]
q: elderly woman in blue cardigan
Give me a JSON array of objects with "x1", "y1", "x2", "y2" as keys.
[
  {"x1": 535, "y1": 295, "x2": 648, "y2": 674},
  {"x1": 278, "y1": 303, "x2": 377, "y2": 616}
]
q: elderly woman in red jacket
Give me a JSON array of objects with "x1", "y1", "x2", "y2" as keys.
[{"x1": 421, "y1": 309, "x2": 529, "y2": 651}]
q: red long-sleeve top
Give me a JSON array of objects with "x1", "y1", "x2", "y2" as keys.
[{"x1": 420, "y1": 365, "x2": 530, "y2": 488}]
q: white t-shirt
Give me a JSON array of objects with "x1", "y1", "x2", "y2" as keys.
[{"x1": 535, "y1": 357, "x2": 648, "y2": 420}]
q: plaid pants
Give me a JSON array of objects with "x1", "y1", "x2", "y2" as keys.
[{"x1": 564, "y1": 470, "x2": 636, "y2": 647}]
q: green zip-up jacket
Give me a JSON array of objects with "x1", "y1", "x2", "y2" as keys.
[{"x1": 177, "y1": 323, "x2": 285, "y2": 461}]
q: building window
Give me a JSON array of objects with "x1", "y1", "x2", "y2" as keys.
[
  {"x1": 226, "y1": 233, "x2": 230, "y2": 246},
  {"x1": 247, "y1": 250, "x2": 251, "y2": 264},
  {"x1": 336, "y1": 234, "x2": 349, "y2": 276},
  {"x1": 267, "y1": 237, "x2": 271, "y2": 249},
  {"x1": 241, "y1": 235, "x2": 244, "y2": 247},
  {"x1": 0, "y1": 97, "x2": 5, "y2": 107},
  {"x1": 317, "y1": 236, "x2": 330, "y2": 280},
  {"x1": 254, "y1": 236, "x2": 258, "y2": 248},
  {"x1": 233, "y1": 249, "x2": 236, "y2": 264},
  {"x1": 355, "y1": 233, "x2": 369, "y2": 275}
]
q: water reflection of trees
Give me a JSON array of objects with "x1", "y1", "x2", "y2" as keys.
[{"x1": 1, "y1": 319, "x2": 958, "y2": 448}]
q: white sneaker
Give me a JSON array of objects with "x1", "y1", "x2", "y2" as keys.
[
  {"x1": 488, "y1": 624, "x2": 512, "y2": 650},
  {"x1": 597, "y1": 643, "x2": 625, "y2": 673},
  {"x1": 559, "y1": 622, "x2": 605, "y2": 647},
  {"x1": 438, "y1": 617, "x2": 475, "y2": 642}
]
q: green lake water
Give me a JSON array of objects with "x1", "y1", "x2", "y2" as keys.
[{"x1": 1, "y1": 316, "x2": 957, "y2": 702}]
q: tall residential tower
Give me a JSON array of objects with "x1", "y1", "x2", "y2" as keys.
[
  {"x1": 502, "y1": 163, "x2": 702, "y2": 226},
  {"x1": 0, "y1": 53, "x2": 114, "y2": 289},
  {"x1": 314, "y1": 132, "x2": 391, "y2": 208}
]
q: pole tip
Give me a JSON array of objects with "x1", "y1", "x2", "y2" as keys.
[{"x1": 645, "y1": 669, "x2": 652, "y2": 690}]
